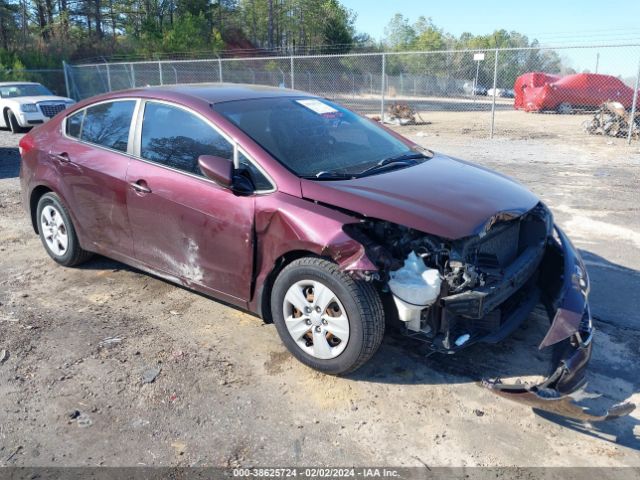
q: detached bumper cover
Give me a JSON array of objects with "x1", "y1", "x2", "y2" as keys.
[{"x1": 484, "y1": 226, "x2": 636, "y2": 421}]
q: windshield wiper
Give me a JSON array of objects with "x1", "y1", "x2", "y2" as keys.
[
  {"x1": 357, "y1": 152, "x2": 428, "y2": 177},
  {"x1": 301, "y1": 171, "x2": 356, "y2": 181}
]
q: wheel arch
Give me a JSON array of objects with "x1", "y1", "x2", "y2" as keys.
[
  {"x1": 256, "y1": 249, "x2": 324, "y2": 324},
  {"x1": 2, "y1": 107, "x2": 11, "y2": 127},
  {"x1": 29, "y1": 185, "x2": 54, "y2": 234}
]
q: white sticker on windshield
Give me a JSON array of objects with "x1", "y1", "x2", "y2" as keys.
[{"x1": 296, "y1": 99, "x2": 338, "y2": 115}]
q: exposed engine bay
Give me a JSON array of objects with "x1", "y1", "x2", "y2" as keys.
[
  {"x1": 344, "y1": 203, "x2": 552, "y2": 352},
  {"x1": 343, "y1": 203, "x2": 636, "y2": 422}
]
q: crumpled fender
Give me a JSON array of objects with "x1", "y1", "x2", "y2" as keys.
[
  {"x1": 249, "y1": 193, "x2": 377, "y2": 314},
  {"x1": 484, "y1": 225, "x2": 636, "y2": 421}
]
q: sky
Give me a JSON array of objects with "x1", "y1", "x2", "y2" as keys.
[{"x1": 341, "y1": 0, "x2": 640, "y2": 78}]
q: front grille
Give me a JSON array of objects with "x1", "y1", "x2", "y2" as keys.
[
  {"x1": 39, "y1": 103, "x2": 66, "y2": 118},
  {"x1": 463, "y1": 204, "x2": 550, "y2": 271},
  {"x1": 472, "y1": 221, "x2": 521, "y2": 268}
]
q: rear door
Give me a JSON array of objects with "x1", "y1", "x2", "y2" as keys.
[
  {"x1": 54, "y1": 99, "x2": 138, "y2": 257},
  {"x1": 125, "y1": 100, "x2": 256, "y2": 303}
]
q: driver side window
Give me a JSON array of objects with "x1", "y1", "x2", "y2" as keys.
[
  {"x1": 140, "y1": 102, "x2": 233, "y2": 176},
  {"x1": 237, "y1": 152, "x2": 273, "y2": 192}
]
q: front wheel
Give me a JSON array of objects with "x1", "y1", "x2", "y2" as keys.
[
  {"x1": 271, "y1": 257, "x2": 385, "y2": 375},
  {"x1": 36, "y1": 192, "x2": 93, "y2": 267},
  {"x1": 8, "y1": 110, "x2": 23, "y2": 134}
]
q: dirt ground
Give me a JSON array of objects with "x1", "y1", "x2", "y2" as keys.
[{"x1": 0, "y1": 109, "x2": 639, "y2": 468}]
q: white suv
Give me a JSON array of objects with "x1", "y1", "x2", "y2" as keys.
[{"x1": 0, "y1": 82, "x2": 75, "y2": 134}]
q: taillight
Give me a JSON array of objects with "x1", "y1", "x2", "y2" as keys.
[{"x1": 18, "y1": 134, "x2": 35, "y2": 157}]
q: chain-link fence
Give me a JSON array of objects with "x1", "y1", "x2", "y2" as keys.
[{"x1": 65, "y1": 44, "x2": 640, "y2": 143}]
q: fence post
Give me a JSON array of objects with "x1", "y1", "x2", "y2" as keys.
[
  {"x1": 627, "y1": 57, "x2": 640, "y2": 145},
  {"x1": 130, "y1": 63, "x2": 136, "y2": 88},
  {"x1": 218, "y1": 57, "x2": 223, "y2": 83},
  {"x1": 158, "y1": 61, "x2": 164, "y2": 85},
  {"x1": 490, "y1": 48, "x2": 499, "y2": 139},
  {"x1": 105, "y1": 63, "x2": 112, "y2": 92},
  {"x1": 380, "y1": 53, "x2": 386, "y2": 120},
  {"x1": 62, "y1": 61, "x2": 72, "y2": 99},
  {"x1": 290, "y1": 56, "x2": 295, "y2": 89}
]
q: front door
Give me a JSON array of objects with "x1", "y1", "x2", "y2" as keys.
[{"x1": 125, "y1": 100, "x2": 255, "y2": 303}]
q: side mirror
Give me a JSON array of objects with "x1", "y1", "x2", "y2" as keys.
[{"x1": 198, "y1": 155, "x2": 233, "y2": 188}]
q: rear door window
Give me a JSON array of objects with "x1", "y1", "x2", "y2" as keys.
[
  {"x1": 80, "y1": 100, "x2": 136, "y2": 152},
  {"x1": 140, "y1": 102, "x2": 233, "y2": 176}
]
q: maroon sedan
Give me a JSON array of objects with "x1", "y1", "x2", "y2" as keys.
[{"x1": 18, "y1": 84, "x2": 632, "y2": 420}]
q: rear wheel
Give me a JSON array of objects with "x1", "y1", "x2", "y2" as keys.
[
  {"x1": 271, "y1": 257, "x2": 385, "y2": 375},
  {"x1": 36, "y1": 192, "x2": 93, "y2": 266}
]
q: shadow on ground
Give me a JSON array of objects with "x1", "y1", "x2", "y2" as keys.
[
  {"x1": 74, "y1": 247, "x2": 640, "y2": 451},
  {"x1": 0, "y1": 147, "x2": 20, "y2": 179}
]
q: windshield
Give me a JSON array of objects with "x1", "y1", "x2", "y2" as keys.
[
  {"x1": 0, "y1": 84, "x2": 53, "y2": 98},
  {"x1": 213, "y1": 97, "x2": 421, "y2": 178}
]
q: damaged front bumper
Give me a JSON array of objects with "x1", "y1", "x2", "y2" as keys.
[{"x1": 483, "y1": 226, "x2": 636, "y2": 421}]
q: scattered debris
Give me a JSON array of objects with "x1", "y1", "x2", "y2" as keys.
[
  {"x1": 412, "y1": 455, "x2": 431, "y2": 471},
  {"x1": 169, "y1": 310, "x2": 181, "y2": 316},
  {"x1": 0, "y1": 349, "x2": 8, "y2": 364},
  {"x1": 583, "y1": 101, "x2": 640, "y2": 139},
  {"x1": 142, "y1": 366, "x2": 161, "y2": 384},
  {"x1": 5, "y1": 446, "x2": 23, "y2": 462},
  {"x1": 98, "y1": 336, "x2": 122, "y2": 348},
  {"x1": 171, "y1": 441, "x2": 187, "y2": 456},
  {"x1": 382, "y1": 102, "x2": 429, "y2": 126},
  {"x1": 77, "y1": 413, "x2": 93, "y2": 428}
]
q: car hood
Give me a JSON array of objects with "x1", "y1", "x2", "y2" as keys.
[
  {"x1": 299, "y1": 153, "x2": 539, "y2": 240},
  {"x1": 5, "y1": 95, "x2": 73, "y2": 104}
]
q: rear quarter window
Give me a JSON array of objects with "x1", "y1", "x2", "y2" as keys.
[
  {"x1": 65, "y1": 110, "x2": 84, "y2": 138},
  {"x1": 80, "y1": 100, "x2": 136, "y2": 152}
]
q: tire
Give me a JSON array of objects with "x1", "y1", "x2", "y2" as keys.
[
  {"x1": 36, "y1": 192, "x2": 93, "y2": 267},
  {"x1": 7, "y1": 110, "x2": 23, "y2": 134},
  {"x1": 556, "y1": 102, "x2": 573, "y2": 115},
  {"x1": 271, "y1": 257, "x2": 385, "y2": 375}
]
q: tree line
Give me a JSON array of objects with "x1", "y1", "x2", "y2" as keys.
[
  {"x1": 0, "y1": 1, "x2": 571, "y2": 87},
  {"x1": 0, "y1": 0, "x2": 357, "y2": 71}
]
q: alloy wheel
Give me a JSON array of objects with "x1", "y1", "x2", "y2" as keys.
[{"x1": 40, "y1": 204, "x2": 69, "y2": 256}]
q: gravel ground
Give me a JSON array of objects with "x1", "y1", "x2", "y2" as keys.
[{"x1": 0, "y1": 113, "x2": 639, "y2": 468}]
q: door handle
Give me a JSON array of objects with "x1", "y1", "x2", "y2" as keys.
[
  {"x1": 129, "y1": 180, "x2": 152, "y2": 194},
  {"x1": 50, "y1": 152, "x2": 70, "y2": 163}
]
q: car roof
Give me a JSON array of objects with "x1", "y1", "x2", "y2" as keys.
[{"x1": 115, "y1": 83, "x2": 314, "y2": 104}]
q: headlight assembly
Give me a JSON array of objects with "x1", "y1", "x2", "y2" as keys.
[{"x1": 20, "y1": 104, "x2": 38, "y2": 113}]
